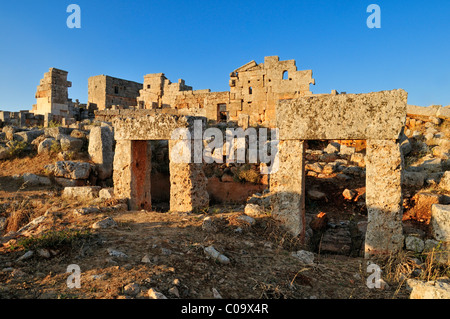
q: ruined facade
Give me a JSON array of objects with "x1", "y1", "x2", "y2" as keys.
[
  {"x1": 88, "y1": 75, "x2": 142, "y2": 110},
  {"x1": 32, "y1": 68, "x2": 72, "y2": 116},
  {"x1": 104, "y1": 56, "x2": 315, "y2": 127}
]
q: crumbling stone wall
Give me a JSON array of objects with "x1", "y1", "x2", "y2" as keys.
[
  {"x1": 124, "y1": 56, "x2": 315, "y2": 127},
  {"x1": 228, "y1": 56, "x2": 315, "y2": 126},
  {"x1": 32, "y1": 68, "x2": 72, "y2": 116},
  {"x1": 88, "y1": 75, "x2": 142, "y2": 110}
]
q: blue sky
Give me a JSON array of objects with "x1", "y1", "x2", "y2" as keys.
[{"x1": 0, "y1": 0, "x2": 449, "y2": 112}]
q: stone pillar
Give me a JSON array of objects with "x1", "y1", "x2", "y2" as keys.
[
  {"x1": 169, "y1": 139, "x2": 209, "y2": 213},
  {"x1": 269, "y1": 139, "x2": 306, "y2": 238},
  {"x1": 113, "y1": 140, "x2": 152, "y2": 211},
  {"x1": 44, "y1": 113, "x2": 52, "y2": 128},
  {"x1": 89, "y1": 126, "x2": 115, "y2": 180},
  {"x1": 365, "y1": 139, "x2": 404, "y2": 258}
]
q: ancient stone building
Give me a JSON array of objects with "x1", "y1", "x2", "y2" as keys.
[
  {"x1": 88, "y1": 75, "x2": 142, "y2": 110},
  {"x1": 228, "y1": 56, "x2": 315, "y2": 126},
  {"x1": 32, "y1": 68, "x2": 72, "y2": 116},
  {"x1": 128, "y1": 56, "x2": 315, "y2": 127}
]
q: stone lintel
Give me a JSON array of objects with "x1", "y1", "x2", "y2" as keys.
[{"x1": 276, "y1": 90, "x2": 407, "y2": 140}]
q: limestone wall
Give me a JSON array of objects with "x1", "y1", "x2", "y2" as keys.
[
  {"x1": 32, "y1": 68, "x2": 72, "y2": 116},
  {"x1": 88, "y1": 75, "x2": 142, "y2": 110}
]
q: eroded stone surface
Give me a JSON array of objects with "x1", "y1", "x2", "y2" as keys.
[
  {"x1": 269, "y1": 139, "x2": 305, "y2": 238},
  {"x1": 365, "y1": 140, "x2": 404, "y2": 257},
  {"x1": 276, "y1": 90, "x2": 407, "y2": 140}
]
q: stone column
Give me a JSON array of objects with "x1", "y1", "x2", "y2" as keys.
[
  {"x1": 365, "y1": 139, "x2": 404, "y2": 258},
  {"x1": 89, "y1": 126, "x2": 115, "y2": 180},
  {"x1": 269, "y1": 139, "x2": 306, "y2": 238},
  {"x1": 169, "y1": 139, "x2": 209, "y2": 213},
  {"x1": 113, "y1": 140, "x2": 152, "y2": 211}
]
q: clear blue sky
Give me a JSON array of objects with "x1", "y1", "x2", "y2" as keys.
[{"x1": 0, "y1": 0, "x2": 449, "y2": 112}]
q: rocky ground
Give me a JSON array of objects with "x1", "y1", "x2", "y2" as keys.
[{"x1": 0, "y1": 116, "x2": 449, "y2": 299}]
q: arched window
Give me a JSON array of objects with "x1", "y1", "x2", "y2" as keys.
[{"x1": 282, "y1": 70, "x2": 288, "y2": 80}]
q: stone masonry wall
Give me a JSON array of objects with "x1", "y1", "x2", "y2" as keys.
[{"x1": 88, "y1": 75, "x2": 142, "y2": 110}]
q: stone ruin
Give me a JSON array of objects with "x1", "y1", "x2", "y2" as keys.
[
  {"x1": 111, "y1": 88, "x2": 409, "y2": 259},
  {"x1": 96, "y1": 56, "x2": 317, "y2": 127}
]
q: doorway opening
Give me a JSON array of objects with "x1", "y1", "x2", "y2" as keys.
[{"x1": 150, "y1": 140, "x2": 170, "y2": 212}]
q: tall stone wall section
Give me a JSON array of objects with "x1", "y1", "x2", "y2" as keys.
[
  {"x1": 88, "y1": 75, "x2": 142, "y2": 110},
  {"x1": 32, "y1": 68, "x2": 72, "y2": 116}
]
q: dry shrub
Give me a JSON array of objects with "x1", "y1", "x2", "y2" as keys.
[
  {"x1": 237, "y1": 167, "x2": 261, "y2": 184},
  {"x1": 375, "y1": 248, "x2": 450, "y2": 286},
  {"x1": 259, "y1": 217, "x2": 305, "y2": 251},
  {"x1": 6, "y1": 208, "x2": 31, "y2": 233}
]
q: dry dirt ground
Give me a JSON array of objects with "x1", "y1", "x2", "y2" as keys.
[{"x1": 0, "y1": 155, "x2": 412, "y2": 300}]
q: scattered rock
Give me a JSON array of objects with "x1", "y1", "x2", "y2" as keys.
[
  {"x1": 430, "y1": 204, "x2": 450, "y2": 241},
  {"x1": 148, "y1": 288, "x2": 168, "y2": 299},
  {"x1": 237, "y1": 214, "x2": 256, "y2": 226},
  {"x1": 307, "y1": 190, "x2": 327, "y2": 201},
  {"x1": 342, "y1": 189, "x2": 357, "y2": 201},
  {"x1": 409, "y1": 279, "x2": 450, "y2": 299},
  {"x1": 438, "y1": 171, "x2": 450, "y2": 192},
  {"x1": 60, "y1": 135, "x2": 84, "y2": 152},
  {"x1": 123, "y1": 283, "x2": 141, "y2": 296},
  {"x1": 305, "y1": 162, "x2": 323, "y2": 174},
  {"x1": 141, "y1": 255, "x2": 152, "y2": 264},
  {"x1": 22, "y1": 173, "x2": 51, "y2": 186},
  {"x1": 37, "y1": 249, "x2": 51, "y2": 259},
  {"x1": 92, "y1": 217, "x2": 118, "y2": 229},
  {"x1": 202, "y1": 216, "x2": 217, "y2": 232},
  {"x1": 168, "y1": 286, "x2": 180, "y2": 298},
  {"x1": 45, "y1": 161, "x2": 93, "y2": 180},
  {"x1": 291, "y1": 250, "x2": 315, "y2": 265},
  {"x1": 340, "y1": 144, "x2": 355, "y2": 156},
  {"x1": 324, "y1": 142, "x2": 340, "y2": 154},
  {"x1": 63, "y1": 186, "x2": 101, "y2": 200},
  {"x1": 244, "y1": 203, "x2": 264, "y2": 217},
  {"x1": 405, "y1": 235, "x2": 425, "y2": 253},
  {"x1": 99, "y1": 188, "x2": 114, "y2": 200},
  {"x1": 212, "y1": 288, "x2": 223, "y2": 299},
  {"x1": 74, "y1": 206, "x2": 101, "y2": 216},
  {"x1": 107, "y1": 248, "x2": 128, "y2": 259},
  {"x1": 17, "y1": 250, "x2": 34, "y2": 262},
  {"x1": 350, "y1": 153, "x2": 365, "y2": 167},
  {"x1": 204, "y1": 245, "x2": 230, "y2": 264}
]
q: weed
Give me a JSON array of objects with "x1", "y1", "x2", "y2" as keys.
[
  {"x1": 6, "y1": 141, "x2": 29, "y2": 159},
  {"x1": 49, "y1": 140, "x2": 62, "y2": 154},
  {"x1": 16, "y1": 229, "x2": 92, "y2": 251}
]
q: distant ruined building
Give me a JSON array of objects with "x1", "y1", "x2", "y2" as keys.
[
  {"x1": 32, "y1": 68, "x2": 72, "y2": 116},
  {"x1": 93, "y1": 56, "x2": 318, "y2": 127}
]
